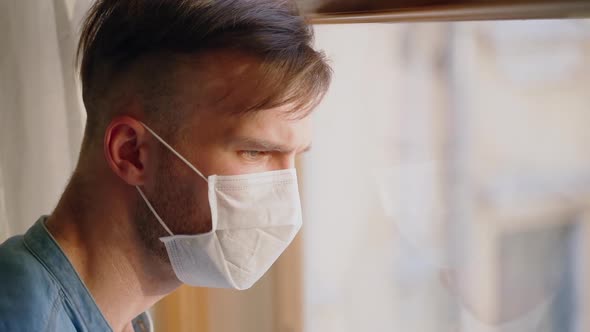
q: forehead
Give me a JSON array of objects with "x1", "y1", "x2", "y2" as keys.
[
  {"x1": 180, "y1": 102, "x2": 312, "y2": 153},
  {"x1": 227, "y1": 107, "x2": 312, "y2": 145},
  {"x1": 169, "y1": 51, "x2": 313, "y2": 144},
  {"x1": 168, "y1": 50, "x2": 317, "y2": 120}
]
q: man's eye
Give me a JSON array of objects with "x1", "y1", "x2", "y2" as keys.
[{"x1": 239, "y1": 150, "x2": 267, "y2": 160}]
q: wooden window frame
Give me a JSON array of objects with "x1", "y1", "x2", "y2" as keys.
[{"x1": 303, "y1": 0, "x2": 590, "y2": 24}]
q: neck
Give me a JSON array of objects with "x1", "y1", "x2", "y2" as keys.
[{"x1": 46, "y1": 172, "x2": 181, "y2": 332}]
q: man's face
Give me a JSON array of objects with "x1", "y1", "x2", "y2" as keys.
[{"x1": 135, "y1": 52, "x2": 312, "y2": 262}]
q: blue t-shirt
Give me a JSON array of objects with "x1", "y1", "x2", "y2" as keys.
[{"x1": 0, "y1": 217, "x2": 152, "y2": 332}]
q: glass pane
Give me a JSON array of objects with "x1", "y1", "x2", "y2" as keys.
[{"x1": 302, "y1": 19, "x2": 590, "y2": 332}]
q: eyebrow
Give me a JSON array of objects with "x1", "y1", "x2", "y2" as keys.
[{"x1": 228, "y1": 136, "x2": 311, "y2": 154}]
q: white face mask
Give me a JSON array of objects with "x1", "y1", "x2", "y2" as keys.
[{"x1": 135, "y1": 123, "x2": 303, "y2": 290}]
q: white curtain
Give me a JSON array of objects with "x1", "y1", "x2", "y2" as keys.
[{"x1": 0, "y1": 0, "x2": 91, "y2": 240}]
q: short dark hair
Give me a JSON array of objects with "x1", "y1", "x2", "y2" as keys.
[{"x1": 77, "y1": 0, "x2": 332, "y2": 140}]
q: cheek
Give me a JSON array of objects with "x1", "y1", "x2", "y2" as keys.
[
  {"x1": 155, "y1": 156, "x2": 213, "y2": 234},
  {"x1": 270, "y1": 154, "x2": 296, "y2": 170}
]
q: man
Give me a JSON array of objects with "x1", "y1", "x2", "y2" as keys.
[{"x1": 0, "y1": 0, "x2": 332, "y2": 331}]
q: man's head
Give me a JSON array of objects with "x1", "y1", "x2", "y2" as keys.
[{"x1": 76, "y1": 0, "x2": 331, "y2": 263}]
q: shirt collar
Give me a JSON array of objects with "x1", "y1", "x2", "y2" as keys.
[{"x1": 23, "y1": 216, "x2": 113, "y2": 331}]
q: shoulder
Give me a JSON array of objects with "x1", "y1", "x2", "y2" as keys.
[
  {"x1": 0, "y1": 234, "x2": 56, "y2": 290},
  {"x1": 0, "y1": 235, "x2": 62, "y2": 330}
]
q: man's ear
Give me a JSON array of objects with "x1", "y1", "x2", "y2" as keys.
[{"x1": 103, "y1": 116, "x2": 150, "y2": 186}]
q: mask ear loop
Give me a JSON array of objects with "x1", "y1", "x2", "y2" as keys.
[
  {"x1": 136, "y1": 186, "x2": 174, "y2": 236},
  {"x1": 135, "y1": 121, "x2": 210, "y2": 236},
  {"x1": 140, "y1": 121, "x2": 209, "y2": 183}
]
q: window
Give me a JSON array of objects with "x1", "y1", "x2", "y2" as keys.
[{"x1": 302, "y1": 19, "x2": 590, "y2": 332}]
